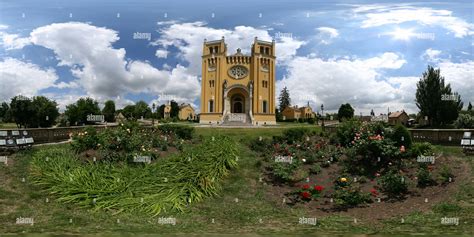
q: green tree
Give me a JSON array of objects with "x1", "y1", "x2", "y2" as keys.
[
  {"x1": 170, "y1": 101, "x2": 179, "y2": 118},
  {"x1": 31, "y1": 96, "x2": 59, "y2": 127},
  {"x1": 337, "y1": 103, "x2": 354, "y2": 121},
  {"x1": 157, "y1": 104, "x2": 165, "y2": 119},
  {"x1": 122, "y1": 105, "x2": 136, "y2": 119},
  {"x1": 415, "y1": 66, "x2": 463, "y2": 126},
  {"x1": 65, "y1": 97, "x2": 101, "y2": 126},
  {"x1": 102, "y1": 100, "x2": 116, "y2": 122},
  {"x1": 278, "y1": 87, "x2": 291, "y2": 112},
  {"x1": 10, "y1": 95, "x2": 34, "y2": 128},
  {"x1": 134, "y1": 101, "x2": 152, "y2": 119},
  {"x1": 468, "y1": 102, "x2": 472, "y2": 111},
  {"x1": 0, "y1": 102, "x2": 11, "y2": 122}
]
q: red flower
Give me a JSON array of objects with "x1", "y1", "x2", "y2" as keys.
[
  {"x1": 300, "y1": 191, "x2": 311, "y2": 199},
  {"x1": 314, "y1": 185, "x2": 324, "y2": 192},
  {"x1": 302, "y1": 184, "x2": 310, "y2": 190},
  {"x1": 370, "y1": 188, "x2": 378, "y2": 197}
]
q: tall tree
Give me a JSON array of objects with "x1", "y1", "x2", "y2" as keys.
[
  {"x1": 468, "y1": 102, "x2": 473, "y2": 111},
  {"x1": 10, "y1": 95, "x2": 34, "y2": 128},
  {"x1": 65, "y1": 97, "x2": 101, "y2": 125},
  {"x1": 170, "y1": 100, "x2": 179, "y2": 118},
  {"x1": 337, "y1": 103, "x2": 354, "y2": 121},
  {"x1": 102, "y1": 100, "x2": 116, "y2": 122},
  {"x1": 122, "y1": 105, "x2": 136, "y2": 119},
  {"x1": 0, "y1": 102, "x2": 11, "y2": 122},
  {"x1": 415, "y1": 66, "x2": 463, "y2": 126},
  {"x1": 278, "y1": 87, "x2": 291, "y2": 112},
  {"x1": 31, "y1": 96, "x2": 59, "y2": 127},
  {"x1": 134, "y1": 101, "x2": 152, "y2": 119}
]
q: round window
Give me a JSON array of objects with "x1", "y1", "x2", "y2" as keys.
[{"x1": 228, "y1": 65, "x2": 248, "y2": 79}]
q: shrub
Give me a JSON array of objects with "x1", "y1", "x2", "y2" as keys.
[
  {"x1": 390, "y1": 124, "x2": 412, "y2": 148},
  {"x1": 158, "y1": 124, "x2": 194, "y2": 139},
  {"x1": 307, "y1": 118, "x2": 316, "y2": 124},
  {"x1": 282, "y1": 127, "x2": 310, "y2": 144},
  {"x1": 416, "y1": 166, "x2": 436, "y2": 187},
  {"x1": 298, "y1": 184, "x2": 324, "y2": 201},
  {"x1": 454, "y1": 113, "x2": 474, "y2": 129},
  {"x1": 333, "y1": 183, "x2": 371, "y2": 207},
  {"x1": 249, "y1": 137, "x2": 271, "y2": 153},
  {"x1": 70, "y1": 127, "x2": 101, "y2": 152},
  {"x1": 310, "y1": 163, "x2": 322, "y2": 174},
  {"x1": 336, "y1": 119, "x2": 361, "y2": 147},
  {"x1": 271, "y1": 160, "x2": 300, "y2": 183},
  {"x1": 410, "y1": 142, "x2": 434, "y2": 157},
  {"x1": 438, "y1": 165, "x2": 453, "y2": 184},
  {"x1": 379, "y1": 170, "x2": 408, "y2": 198}
]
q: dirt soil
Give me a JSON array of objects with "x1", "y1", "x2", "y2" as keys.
[{"x1": 262, "y1": 155, "x2": 471, "y2": 224}]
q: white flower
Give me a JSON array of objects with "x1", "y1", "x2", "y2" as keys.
[{"x1": 302, "y1": 159, "x2": 306, "y2": 163}]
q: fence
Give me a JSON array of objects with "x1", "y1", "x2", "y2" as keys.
[{"x1": 323, "y1": 125, "x2": 473, "y2": 146}]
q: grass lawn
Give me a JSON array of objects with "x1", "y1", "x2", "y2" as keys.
[
  {"x1": 0, "y1": 126, "x2": 472, "y2": 236},
  {"x1": 0, "y1": 123, "x2": 18, "y2": 129}
]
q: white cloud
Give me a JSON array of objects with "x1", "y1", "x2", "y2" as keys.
[
  {"x1": 277, "y1": 52, "x2": 412, "y2": 114},
  {"x1": 355, "y1": 5, "x2": 473, "y2": 38},
  {"x1": 0, "y1": 58, "x2": 58, "y2": 101},
  {"x1": 316, "y1": 27, "x2": 339, "y2": 44},
  {"x1": 421, "y1": 48, "x2": 442, "y2": 62},
  {"x1": 438, "y1": 61, "x2": 474, "y2": 105},
  {"x1": 153, "y1": 21, "x2": 306, "y2": 73},
  {"x1": 155, "y1": 49, "x2": 168, "y2": 58},
  {"x1": 27, "y1": 22, "x2": 199, "y2": 104},
  {"x1": 0, "y1": 25, "x2": 31, "y2": 50}
]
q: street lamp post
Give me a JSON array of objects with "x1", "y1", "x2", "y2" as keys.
[{"x1": 321, "y1": 104, "x2": 325, "y2": 131}]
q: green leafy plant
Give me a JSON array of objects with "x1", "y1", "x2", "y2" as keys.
[
  {"x1": 416, "y1": 165, "x2": 436, "y2": 187},
  {"x1": 379, "y1": 170, "x2": 408, "y2": 199},
  {"x1": 438, "y1": 165, "x2": 453, "y2": 184},
  {"x1": 333, "y1": 183, "x2": 371, "y2": 208}
]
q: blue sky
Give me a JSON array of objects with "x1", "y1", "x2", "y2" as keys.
[{"x1": 0, "y1": 0, "x2": 472, "y2": 114}]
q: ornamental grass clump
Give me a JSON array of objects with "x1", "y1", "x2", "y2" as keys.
[{"x1": 30, "y1": 135, "x2": 237, "y2": 216}]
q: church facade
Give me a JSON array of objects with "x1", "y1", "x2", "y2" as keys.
[{"x1": 200, "y1": 37, "x2": 276, "y2": 125}]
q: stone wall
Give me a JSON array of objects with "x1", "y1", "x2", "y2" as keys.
[{"x1": 323, "y1": 125, "x2": 473, "y2": 146}]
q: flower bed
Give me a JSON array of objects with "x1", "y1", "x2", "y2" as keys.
[{"x1": 252, "y1": 124, "x2": 464, "y2": 213}]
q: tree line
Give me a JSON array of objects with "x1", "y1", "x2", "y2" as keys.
[
  {"x1": 276, "y1": 65, "x2": 472, "y2": 128},
  {"x1": 0, "y1": 95, "x2": 183, "y2": 128}
]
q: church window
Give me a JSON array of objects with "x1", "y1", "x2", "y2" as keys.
[{"x1": 209, "y1": 100, "x2": 214, "y2": 113}]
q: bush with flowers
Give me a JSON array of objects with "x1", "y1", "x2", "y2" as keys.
[
  {"x1": 70, "y1": 121, "x2": 193, "y2": 163},
  {"x1": 297, "y1": 183, "x2": 324, "y2": 201},
  {"x1": 332, "y1": 177, "x2": 372, "y2": 207},
  {"x1": 341, "y1": 121, "x2": 406, "y2": 175}
]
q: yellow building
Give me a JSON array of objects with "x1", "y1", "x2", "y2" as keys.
[
  {"x1": 282, "y1": 104, "x2": 315, "y2": 120},
  {"x1": 163, "y1": 103, "x2": 171, "y2": 119},
  {"x1": 178, "y1": 103, "x2": 196, "y2": 120},
  {"x1": 200, "y1": 37, "x2": 276, "y2": 125}
]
